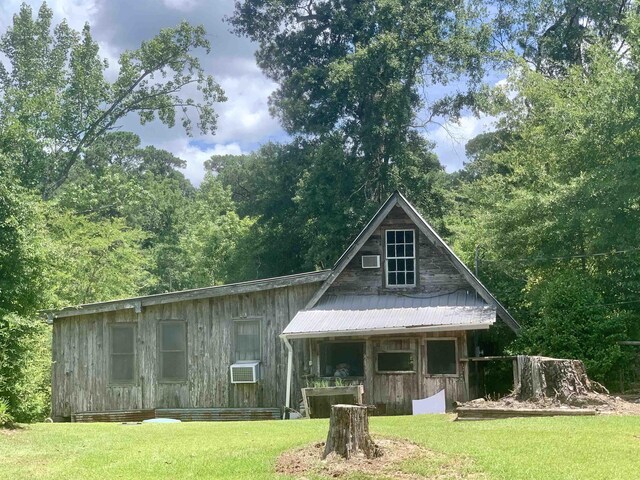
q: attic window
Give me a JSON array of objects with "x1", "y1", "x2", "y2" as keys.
[{"x1": 385, "y1": 229, "x2": 415, "y2": 287}]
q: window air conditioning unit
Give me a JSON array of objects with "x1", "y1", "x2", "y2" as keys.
[
  {"x1": 230, "y1": 361, "x2": 260, "y2": 384},
  {"x1": 361, "y1": 255, "x2": 381, "y2": 269}
]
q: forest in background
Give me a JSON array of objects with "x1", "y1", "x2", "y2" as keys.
[{"x1": 2, "y1": 1, "x2": 640, "y2": 422}]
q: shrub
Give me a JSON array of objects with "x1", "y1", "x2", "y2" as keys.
[
  {"x1": 0, "y1": 400, "x2": 15, "y2": 428},
  {"x1": 0, "y1": 313, "x2": 51, "y2": 422}
]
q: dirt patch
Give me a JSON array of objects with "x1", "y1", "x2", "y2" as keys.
[
  {"x1": 275, "y1": 437, "x2": 486, "y2": 479},
  {"x1": 459, "y1": 393, "x2": 640, "y2": 415},
  {"x1": 0, "y1": 426, "x2": 23, "y2": 436}
]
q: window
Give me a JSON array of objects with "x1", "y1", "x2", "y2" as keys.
[
  {"x1": 377, "y1": 352, "x2": 415, "y2": 373},
  {"x1": 426, "y1": 339, "x2": 457, "y2": 375},
  {"x1": 320, "y1": 342, "x2": 365, "y2": 377},
  {"x1": 110, "y1": 324, "x2": 136, "y2": 384},
  {"x1": 386, "y1": 229, "x2": 416, "y2": 286},
  {"x1": 159, "y1": 321, "x2": 187, "y2": 381},
  {"x1": 234, "y1": 319, "x2": 261, "y2": 361}
]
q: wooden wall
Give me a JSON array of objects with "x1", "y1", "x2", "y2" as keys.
[
  {"x1": 51, "y1": 282, "x2": 320, "y2": 420},
  {"x1": 308, "y1": 331, "x2": 469, "y2": 414},
  {"x1": 327, "y1": 205, "x2": 472, "y2": 295}
]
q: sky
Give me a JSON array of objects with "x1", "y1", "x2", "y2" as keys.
[{"x1": 0, "y1": 0, "x2": 498, "y2": 185}]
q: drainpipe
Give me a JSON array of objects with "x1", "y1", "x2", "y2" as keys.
[{"x1": 280, "y1": 334, "x2": 294, "y2": 414}]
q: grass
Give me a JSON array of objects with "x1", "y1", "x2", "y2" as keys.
[{"x1": 1, "y1": 415, "x2": 640, "y2": 479}]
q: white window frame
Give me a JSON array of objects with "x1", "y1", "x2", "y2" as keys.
[
  {"x1": 425, "y1": 338, "x2": 459, "y2": 377},
  {"x1": 385, "y1": 228, "x2": 416, "y2": 287}
]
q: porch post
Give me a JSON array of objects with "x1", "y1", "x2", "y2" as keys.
[{"x1": 280, "y1": 334, "x2": 294, "y2": 411}]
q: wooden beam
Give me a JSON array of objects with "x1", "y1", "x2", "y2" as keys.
[{"x1": 49, "y1": 270, "x2": 330, "y2": 319}]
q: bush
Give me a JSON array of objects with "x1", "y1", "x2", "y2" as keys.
[
  {"x1": 0, "y1": 313, "x2": 51, "y2": 422},
  {"x1": 515, "y1": 271, "x2": 634, "y2": 388},
  {"x1": 0, "y1": 399, "x2": 15, "y2": 428}
]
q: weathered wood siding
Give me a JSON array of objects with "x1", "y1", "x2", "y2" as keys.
[
  {"x1": 52, "y1": 282, "x2": 319, "y2": 420},
  {"x1": 309, "y1": 331, "x2": 468, "y2": 414},
  {"x1": 327, "y1": 205, "x2": 472, "y2": 295}
]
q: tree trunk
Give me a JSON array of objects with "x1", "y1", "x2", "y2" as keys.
[
  {"x1": 322, "y1": 404, "x2": 381, "y2": 460},
  {"x1": 516, "y1": 355, "x2": 606, "y2": 403}
]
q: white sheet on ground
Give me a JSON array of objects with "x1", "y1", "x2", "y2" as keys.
[{"x1": 412, "y1": 389, "x2": 446, "y2": 414}]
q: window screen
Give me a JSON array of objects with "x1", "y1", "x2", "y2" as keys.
[
  {"x1": 426, "y1": 340, "x2": 457, "y2": 375},
  {"x1": 234, "y1": 320, "x2": 261, "y2": 361},
  {"x1": 377, "y1": 352, "x2": 414, "y2": 372},
  {"x1": 386, "y1": 229, "x2": 416, "y2": 286},
  {"x1": 110, "y1": 324, "x2": 136, "y2": 383},
  {"x1": 320, "y1": 342, "x2": 365, "y2": 377},
  {"x1": 159, "y1": 321, "x2": 187, "y2": 381}
]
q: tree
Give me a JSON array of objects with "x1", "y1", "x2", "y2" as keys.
[
  {"x1": 47, "y1": 212, "x2": 156, "y2": 306},
  {"x1": 0, "y1": 157, "x2": 51, "y2": 422},
  {"x1": 449, "y1": 27, "x2": 640, "y2": 385},
  {"x1": 490, "y1": 0, "x2": 637, "y2": 77},
  {"x1": 230, "y1": 0, "x2": 490, "y2": 202},
  {"x1": 0, "y1": 2, "x2": 225, "y2": 196},
  {"x1": 168, "y1": 176, "x2": 256, "y2": 290}
]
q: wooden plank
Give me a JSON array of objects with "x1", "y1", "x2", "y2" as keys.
[
  {"x1": 455, "y1": 407, "x2": 597, "y2": 420},
  {"x1": 52, "y1": 271, "x2": 329, "y2": 319}
]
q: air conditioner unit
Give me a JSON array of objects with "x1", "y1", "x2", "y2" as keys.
[
  {"x1": 361, "y1": 255, "x2": 381, "y2": 269},
  {"x1": 230, "y1": 361, "x2": 260, "y2": 384}
]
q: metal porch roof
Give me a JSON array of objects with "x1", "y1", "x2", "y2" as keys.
[{"x1": 282, "y1": 293, "x2": 496, "y2": 339}]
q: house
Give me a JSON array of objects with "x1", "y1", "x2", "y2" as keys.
[{"x1": 48, "y1": 192, "x2": 519, "y2": 422}]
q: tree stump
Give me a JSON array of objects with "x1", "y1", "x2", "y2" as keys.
[
  {"x1": 516, "y1": 355, "x2": 607, "y2": 403},
  {"x1": 322, "y1": 404, "x2": 381, "y2": 460}
]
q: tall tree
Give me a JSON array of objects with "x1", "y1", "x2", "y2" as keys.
[
  {"x1": 230, "y1": 0, "x2": 490, "y2": 202},
  {"x1": 491, "y1": 0, "x2": 637, "y2": 77},
  {"x1": 449, "y1": 27, "x2": 640, "y2": 384},
  {"x1": 0, "y1": 2, "x2": 225, "y2": 197}
]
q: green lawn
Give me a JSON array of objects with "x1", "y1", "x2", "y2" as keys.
[{"x1": 1, "y1": 415, "x2": 639, "y2": 479}]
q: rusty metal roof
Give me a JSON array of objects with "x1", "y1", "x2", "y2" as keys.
[{"x1": 282, "y1": 293, "x2": 496, "y2": 338}]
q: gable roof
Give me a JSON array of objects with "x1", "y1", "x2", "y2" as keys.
[{"x1": 304, "y1": 191, "x2": 520, "y2": 333}]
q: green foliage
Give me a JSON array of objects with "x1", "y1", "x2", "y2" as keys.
[
  {"x1": 490, "y1": 0, "x2": 635, "y2": 77},
  {"x1": 168, "y1": 176, "x2": 255, "y2": 289},
  {"x1": 515, "y1": 271, "x2": 633, "y2": 383},
  {"x1": 0, "y1": 400, "x2": 14, "y2": 428},
  {"x1": 453, "y1": 22, "x2": 640, "y2": 386},
  {"x1": 212, "y1": 136, "x2": 449, "y2": 275},
  {"x1": 230, "y1": 0, "x2": 490, "y2": 200},
  {"x1": 0, "y1": 159, "x2": 51, "y2": 316},
  {"x1": 0, "y1": 2, "x2": 224, "y2": 196},
  {"x1": 0, "y1": 314, "x2": 50, "y2": 423},
  {"x1": 47, "y1": 211, "x2": 156, "y2": 305}
]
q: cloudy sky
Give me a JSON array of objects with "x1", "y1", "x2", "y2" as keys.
[{"x1": 1, "y1": 0, "x2": 497, "y2": 185}]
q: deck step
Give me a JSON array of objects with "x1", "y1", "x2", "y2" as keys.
[
  {"x1": 156, "y1": 408, "x2": 281, "y2": 422},
  {"x1": 72, "y1": 409, "x2": 156, "y2": 423},
  {"x1": 455, "y1": 406, "x2": 597, "y2": 420},
  {"x1": 72, "y1": 407, "x2": 281, "y2": 423}
]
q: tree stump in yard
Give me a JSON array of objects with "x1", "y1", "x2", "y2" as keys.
[
  {"x1": 322, "y1": 404, "x2": 381, "y2": 460},
  {"x1": 516, "y1": 355, "x2": 607, "y2": 404}
]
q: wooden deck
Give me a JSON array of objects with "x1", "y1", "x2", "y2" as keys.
[
  {"x1": 71, "y1": 407, "x2": 281, "y2": 423},
  {"x1": 455, "y1": 406, "x2": 597, "y2": 420}
]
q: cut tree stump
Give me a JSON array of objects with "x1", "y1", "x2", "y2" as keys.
[
  {"x1": 322, "y1": 404, "x2": 381, "y2": 460},
  {"x1": 516, "y1": 355, "x2": 607, "y2": 403}
]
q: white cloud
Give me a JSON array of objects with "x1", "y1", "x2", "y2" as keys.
[
  {"x1": 156, "y1": 138, "x2": 243, "y2": 186},
  {"x1": 162, "y1": 0, "x2": 200, "y2": 12},
  {"x1": 431, "y1": 114, "x2": 497, "y2": 172}
]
